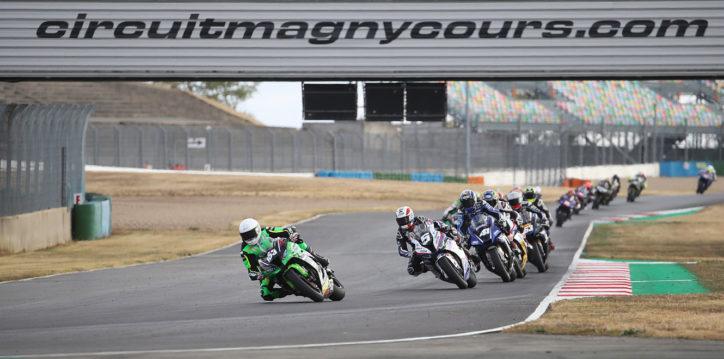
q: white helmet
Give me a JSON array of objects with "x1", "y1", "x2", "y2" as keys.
[
  {"x1": 239, "y1": 218, "x2": 261, "y2": 245},
  {"x1": 395, "y1": 206, "x2": 415, "y2": 229}
]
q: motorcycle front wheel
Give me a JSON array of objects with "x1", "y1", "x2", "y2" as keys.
[
  {"x1": 437, "y1": 255, "x2": 468, "y2": 289},
  {"x1": 488, "y1": 247, "x2": 513, "y2": 283},
  {"x1": 285, "y1": 268, "x2": 325, "y2": 302}
]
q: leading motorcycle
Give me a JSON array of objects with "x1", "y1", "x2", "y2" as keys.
[
  {"x1": 259, "y1": 239, "x2": 345, "y2": 302},
  {"x1": 457, "y1": 213, "x2": 518, "y2": 282}
]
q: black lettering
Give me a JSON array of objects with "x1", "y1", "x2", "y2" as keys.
[
  {"x1": 182, "y1": 14, "x2": 199, "y2": 39},
  {"x1": 589, "y1": 20, "x2": 620, "y2": 38},
  {"x1": 380, "y1": 21, "x2": 411, "y2": 44},
  {"x1": 200, "y1": 18, "x2": 225, "y2": 39},
  {"x1": 148, "y1": 21, "x2": 181, "y2": 39},
  {"x1": 70, "y1": 13, "x2": 86, "y2": 38},
  {"x1": 513, "y1": 21, "x2": 542, "y2": 38},
  {"x1": 114, "y1": 21, "x2": 145, "y2": 38},
  {"x1": 309, "y1": 22, "x2": 343, "y2": 44},
  {"x1": 656, "y1": 19, "x2": 708, "y2": 37},
  {"x1": 84, "y1": 20, "x2": 114, "y2": 38},
  {"x1": 444, "y1": 21, "x2": 476, "y2": 39},
  {"x1": 345, "y1": 21, "x2": 378, "y2": 39},
  {"x1": 37, "y1": 21, "x2": 68, "y2": 38},
  {"x1": 277, "y1": 21, "x2": 308, "y2": 39},
  {"x1": 622, "y1": 20, "x2": 655, "y2": 37},
  {"x1": 542, "y1": 20, "x2": 573, "y2": 38},
  {"x1": 411, "y1": 21, "x2": 441, "y2": 38},
  {"x1": 224, "y1": 21, "x2": 274, "y2": 39},
  {"x1": 479, "y1": 21, "x2": 512, "y2": 38}
]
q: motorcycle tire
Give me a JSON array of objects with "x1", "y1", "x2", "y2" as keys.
[
  {"x1": 285, "y1": 268, "x2": 325, "y2": 302},
  {"x1": 513, "y1": 257, "x2": 526, "y2": 279},
  {"x1": 466, "y1": 268, "x2": 478, "y2": 288},
  {"x1": 437, "y1": 256, "x2": 468, "y2": 289},
  {"x1": 488, "y1": 247, "x2": 513, "y2": 283},
  {"x1": 329, "y1": 276, "x2": 346, "y2": 301},
  {"x1": 528, "y1": 241, "x2": 547, "y2": 273},
  {"x1": 627, "y1": 187, "x2": 636, "y2": 202}
]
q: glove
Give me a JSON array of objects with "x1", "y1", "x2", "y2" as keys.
[
  {"x1": 249, "y1": 272, "x2": 263, "y2": 281},
  {"x1": 289, "y1": 232, "x2": 300, "y2": 242}
]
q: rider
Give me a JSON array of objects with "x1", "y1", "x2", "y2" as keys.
[
  {"x1": 238, "y1": 218, "x2": 329, "y2": 301},
  {"x1": 512, "y1": 189, "x2": 554, "y2": 250},
  {"x1": 395, "y1": 206, "x2": 470, "y2": 276},
  {"x1": 482, "y1": 189, "x2": 522, "y2": 225},
  {"x1": 632, "y1": 171, "x2": 648, "y2": 191},
  {"x1": 522, "y1": 186, "x2": 552, "y2": 224},
  {"x1": 706, "y1": 164, "x2": 718, "y2": 182}
]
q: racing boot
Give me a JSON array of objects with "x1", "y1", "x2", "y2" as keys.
[{"x1": 306, "y1": 247, "x2": 329, "y2": 267}]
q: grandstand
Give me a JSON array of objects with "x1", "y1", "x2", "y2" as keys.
[
  {"x1": 0, "y1": 81, "x2": 261, "y2": 127},
  {"x1": 447, "y1": 80, "x2": 723, "y2": 128}
]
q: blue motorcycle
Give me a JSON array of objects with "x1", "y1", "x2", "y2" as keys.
[{"x1": 455, "y1": 213, "x2": 517, "y2": 283}]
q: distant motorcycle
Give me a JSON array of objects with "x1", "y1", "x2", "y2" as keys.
[
  {"x1": 556, "y1": 196, "x2": 575, "y2": 227},
  {"x1": 409, "y1": 222, "x2": 477, "y2": 289},
  {"x1": 697, "y1": 171, "x2": 712, "y2": 194},
  {"x1": 627, "y1": 177, "x2": 644, "y2": 202},
  {"x1": 591, "y1": 184, "x2": 610, "y2": 210}
]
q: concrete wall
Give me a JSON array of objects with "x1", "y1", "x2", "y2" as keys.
[
  {"x1": 566, "y1": 163, "x2": 660, "y2": 180},
  {"x1": 0, "y1": 207, "x2": 71, "y2": 254},
  {"x1": 478, "y1": 163, "x2": 659, "y2": 186}
]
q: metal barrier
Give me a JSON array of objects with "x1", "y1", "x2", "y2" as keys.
[
  {"x1": 1, "y1": 103, "x2": 94, "y2": 217},
  {"x1": 85, "y1": 121, "x2": 723, "y2": 187}
]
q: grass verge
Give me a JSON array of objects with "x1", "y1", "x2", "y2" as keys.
[{"x1": 507, "y1": 204, "x2": 724, "y2": 340}]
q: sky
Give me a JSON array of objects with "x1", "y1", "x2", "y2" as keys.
[{"x1": 237, "y1": 82, "x2": 304, "y2": 128}]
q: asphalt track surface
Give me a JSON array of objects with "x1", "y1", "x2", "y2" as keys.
[{"x1": 1, "y1": 192, "x2": 724, "y2": 358}]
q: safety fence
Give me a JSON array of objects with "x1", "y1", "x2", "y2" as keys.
[
  {"x1": 1, "y1": 102, "x2": 94, "y2": 217},
  {"x1": 85, "y1": 121, "x2": 722, "y2": 188}
]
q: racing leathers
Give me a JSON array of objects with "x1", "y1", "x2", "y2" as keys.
[
  {"x1": 396, "y1": 216, "x2": 461, "y2": 275},
  {"x1": 241, "y1": 226, "x2": 328, "y2": 301},
  {"x1": 528, "y1": 197, "x2": 552, "y2": 223}
]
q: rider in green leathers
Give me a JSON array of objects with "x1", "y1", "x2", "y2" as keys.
[{"x1": 239, "y1": 218, "x2": 328, "y2": 301}]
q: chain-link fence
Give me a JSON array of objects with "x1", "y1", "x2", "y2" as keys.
[
  {"x1": 86, "y1": 121, "x2": 723, "y2": 187},
  {"x1": 1, "y1": 103, "x2": 94, "y2": 217}
]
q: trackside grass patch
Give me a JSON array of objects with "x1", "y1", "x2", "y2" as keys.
[{"x1": 507, "y1": 204, "x2": 724, "y2": 340}]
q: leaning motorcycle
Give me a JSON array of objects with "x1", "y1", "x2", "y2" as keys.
[
  {"x1": 627, "y1": 177, "x2": 643, "y2": 202},
  {"x1": 409, "y1": 222, "x2": 476, "y2": 289},
  {"x1": 457, "y1": 213, "x2": 518, "y2": 282},
  {"x1": 697, "y1": 171, "x2": 712, "y2": 194},
  {"x1": 518, "y1": 208, "x2": 550, "y2": 272},
  {"x1": 259, "y1": 239, "x2": 345, "y2": 302},
  {"x1": 591, "y1": 185, "x2": 609, "y2": 210},
  {"x1": 556, "y1": 197, "x2": 575, "y2": 227}
]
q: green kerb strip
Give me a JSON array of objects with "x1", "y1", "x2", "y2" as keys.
[
  {"x1": 630, "y1": 263, "x2": 709, "y2": 295},
  {"x1": 627, "y1": 208, "x2": 703, "y2": 222}
]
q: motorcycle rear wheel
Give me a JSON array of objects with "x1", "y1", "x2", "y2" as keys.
[
  {"x1": 528, "y1": 241, "x2": 547, "y2": 273},
  {"x1": 285, "y1": 268, "x2": 325, "y2": 302},
  {"x1": 438, "y1": 256, "x2": 468, "y2": 289}
]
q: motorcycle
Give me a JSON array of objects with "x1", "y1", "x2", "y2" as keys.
[
  {"x1": 556, "y1": 196, "x2": 575, "y2": 227},
  {"x1": 697, "y1": 171, "x2": 712, "y2": 194},
  {"x1": 627, "y1": 177, "x2": 644, "y2": 202},
  {"x1": 609, "y1": 175, "x2": 621, "y2": 203},
  {"x1": 518, "y1": 208, "x2": 550, "y2": 272},
  {"x1": 573, "y1": 189, "x2": 588, "y2": 214},
  {"x1": 591, "y1": 184, "x2": 610, "y2": 210},
  {"x1": 457, "y1": 213, "x2": 518, "y2": 282},
  {"x1": 259, "y1": 239, "x2": 345, "y2": 302},
  {"x1": 409, "y1": 222, "x2": 476, "y2": 289}
]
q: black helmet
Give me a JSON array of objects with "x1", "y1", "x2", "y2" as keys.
[{"x1": 459, "y1": 189, "x2": 478, "y2": 210}]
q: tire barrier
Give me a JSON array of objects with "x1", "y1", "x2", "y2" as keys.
[
  {"x1": 316, "y1": 170, "x2": 373, "y2": 179},
  {"x1": 72, "y1": 193, "x2": 112, "y2": 240}
]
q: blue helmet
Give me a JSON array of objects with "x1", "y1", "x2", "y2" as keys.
[{"x1": 482, "y1": 189, "x2": 498, "y2": 207}]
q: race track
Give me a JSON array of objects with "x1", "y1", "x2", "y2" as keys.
[{"x1": 1, "y1": 192, "x2": 723, "y2": 358}]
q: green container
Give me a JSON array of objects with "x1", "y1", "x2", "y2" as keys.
[
  {"x1": 373, "y1": 172, "x2": 412, "y2": 181},
  {"x1": 713, "y1": 161, "x2": 724, "y2": 177},
  {"x1": 444, "y1": 175, "x2": 468, "y2": 183},
  {"x1": 72, "y1": 202, "x2": 103, "y2": 240}
]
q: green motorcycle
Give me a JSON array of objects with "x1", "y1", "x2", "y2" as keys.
[{"x1": 259, "y1": 239, "x2": 345, "y2": 302}]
